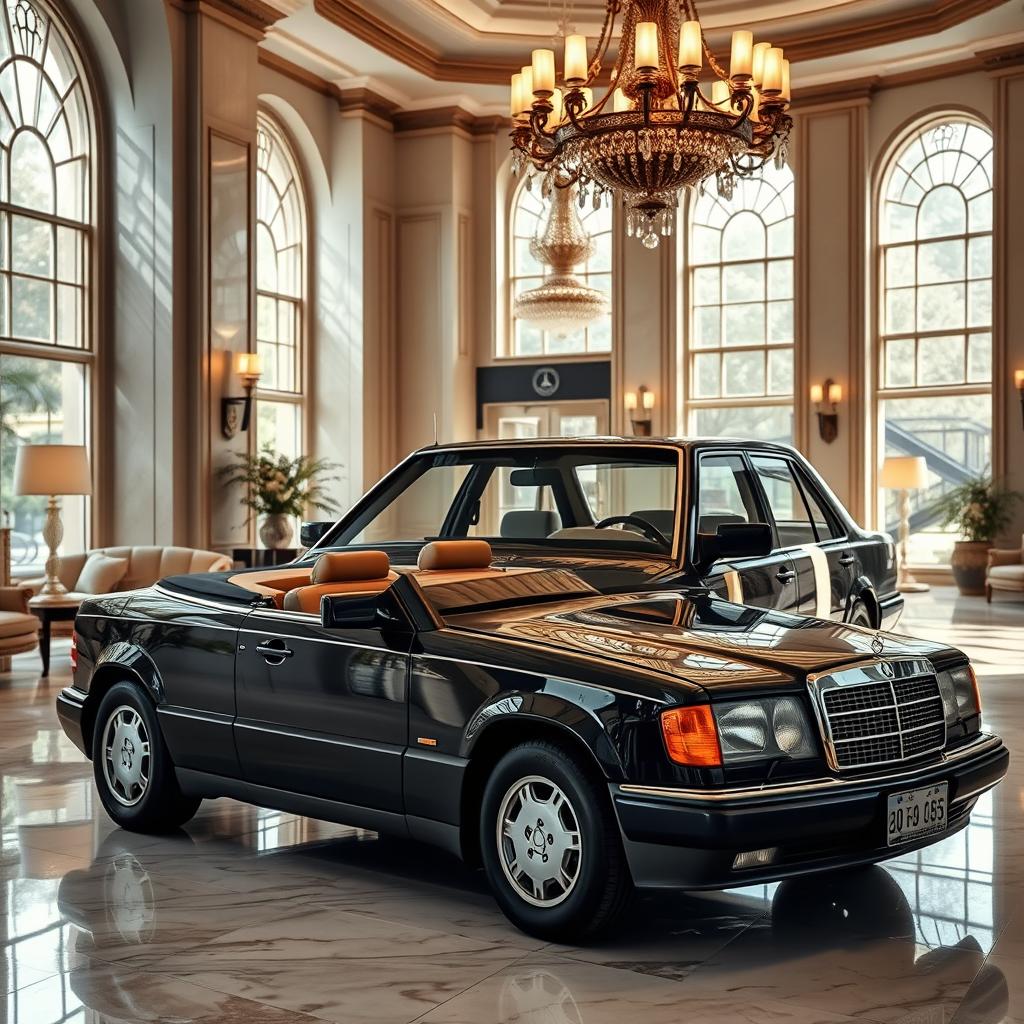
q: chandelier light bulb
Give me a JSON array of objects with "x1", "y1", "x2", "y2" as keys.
[
  {"x1": 520, "y1": 65, "x2": 534, "y2": 104},
  {"x1": 751, "y1": 41, "x2": 771, "y2": 88},
  {"x1": 780, "y1": 59, "x2": 792, "y2": 103},
  {"x1": 762, "y1": 47, "x2": 784, "y2": 93},
  {"x1": 564, "y1": 34, "x2": 588, "y2": 84},
  {"x1": 510, "y1": 73, "x2": 523, "y2": 118},
  {"x1": 730, "y1": 30, "x2": 753, "y2": 79},
  {"x1": 679, "y1": 21, "x2": 702, "y2": 71},
  {"x1": 635, "y1": 22, "x2": 659, "y2": 72},
  {"x1": 532, "y1": 48, "x2": 555, "y2": 96}
]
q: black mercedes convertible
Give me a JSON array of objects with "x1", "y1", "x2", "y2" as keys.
[{"x1": 58, "y1": 510, "x2": 1007, "y2": 939}]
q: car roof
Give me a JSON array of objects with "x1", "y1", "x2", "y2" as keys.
[{"x1": 409, "y1": 436, "x2": 800, "y2": 456}]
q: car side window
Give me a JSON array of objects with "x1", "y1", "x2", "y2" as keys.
[
  {"x1": 696, "y1": 454, "x2": 763, "y2": 534},
  {"x1": 750, "y1": 455, "x2": 818, "y2": 549},
  {"x1": 795, "y1": 473, "x2": 842, "y2": 542}
]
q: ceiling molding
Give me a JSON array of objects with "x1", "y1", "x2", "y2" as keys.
[
  {"x1": 311, "y1": 0, "x2": 1009, "y2": 86},
  {"x1": 258, "y1": 47, "x2": 336, "y2": 95},
  {"x1": 392, "y1": 105, "x2": 507, "y2": 134},
  {"x1": 169, "y1": 0, "x2": 289, "y2": 35},
  {"x1": 335, "y1": 85, "x2": 404, "y2": 120}
]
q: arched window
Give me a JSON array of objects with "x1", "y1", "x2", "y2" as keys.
[
  {"x1": 0, "y1": 0, "x2": 93, "y2": 572},
  {"x1": 685, "y1": 163, "x2": 795, "y2": 441},
  {"x1": 255, "y1": 111, "x2": 306, "y2": 459},
  {"x1": 877, "y1": 117, "x2": 992, "y2": 565},
  {"x1": 509, "y1": 176, "x2": 612, "y2": 356}
]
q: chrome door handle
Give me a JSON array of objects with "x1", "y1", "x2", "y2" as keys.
[
  {"x1": 255, "y1": 640, "x2": 294, "y2": 664},
  {"x1": 838, "y1": 554, "x2": 856, "y2": 566},
  {"x1": 776, "y1": 569, "x2": 796, "y2": 583}
]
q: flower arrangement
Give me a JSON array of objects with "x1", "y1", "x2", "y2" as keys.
[
  {"x1": 219, "y1": 447, "x2": 342, "y2": 521},
  {"x1": 937, "y1": 476, "x2": 1019, "y2": 544}
]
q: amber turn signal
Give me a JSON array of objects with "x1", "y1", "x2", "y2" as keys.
[
  {"x1": 968, "y1": 664, "x2": 982, "y2": 715},
  {"x1": 660, "y1": 705, "x2": 722, "y2": 766}
]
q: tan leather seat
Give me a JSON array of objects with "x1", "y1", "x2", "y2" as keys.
[
  {"x1": 283, "y1": 551, "x2": 394, "y2": 614},
  {"x1": 417, "y1": 540, "x2": 492, "y2": 571}
]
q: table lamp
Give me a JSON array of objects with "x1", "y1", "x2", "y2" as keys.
[
  {"x1": 14, "y1": 444, "x2": 92, "y2": 601},
  {"x1": 880, "y1": 455, "x2": 929, "y2": 594}
]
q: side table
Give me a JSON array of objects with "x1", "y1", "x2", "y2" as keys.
[{"x1": 28, "y1": 593, "x2": 86, "y2": 678}]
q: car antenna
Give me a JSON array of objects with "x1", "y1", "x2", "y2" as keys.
[{"x1": 431, "y1": 412, "x2": 438, "y2": 447}]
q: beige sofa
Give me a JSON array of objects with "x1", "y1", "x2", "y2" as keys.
[
  {"x1": 23, "y1": 546, "x2": 233, "y2": 597},
  {"x1": 986, "y1": 535, "x2": 1024, "y2": 603}
]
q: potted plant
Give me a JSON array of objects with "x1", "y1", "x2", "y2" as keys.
[
  {"x1": 937, "y1": 476, "x2": 1020, "y2": 596},
  {"x1": 220, "y1": 447, "x2": 341, "y2": 549}
]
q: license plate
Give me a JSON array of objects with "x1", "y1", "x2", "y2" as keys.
[{"x1": 886, "y1": 783, "x2": 948, "y2": 846}]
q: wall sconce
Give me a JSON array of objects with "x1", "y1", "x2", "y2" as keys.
[
  {"x1": 1016, "y1": 369, "x2": 1024, "y2": 429},
  {"x1": 810, "y1": 378, "x2": 842, "y2": 444},
  {"x1": 222, "y1": 351, "x2": 262, "y2": 439},
  {"x1": 624, "y1": 386, "x2": 655, "y2": 436}
]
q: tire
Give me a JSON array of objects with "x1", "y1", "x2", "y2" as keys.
[
  {"x1": 848, "y1": 598, "x2": 874, "y2": 629},
  {"x1": 92, "y1": 681, "x2": 201, "y2": 833},
  {"x1": 479, "y1": 739, "x2": 631, "y2": 942}
]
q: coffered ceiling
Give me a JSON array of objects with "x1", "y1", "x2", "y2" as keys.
[{"x1": 261, "y1": 0, "x2": 1024, "y2": 107}]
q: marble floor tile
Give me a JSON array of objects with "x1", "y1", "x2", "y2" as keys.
[
  {"x1": 951, "y1": 953, "x2": 1023, "y2": 1024},
  {"x1": 416, "y1": 955, "x2": 868, "y2": 1024}
]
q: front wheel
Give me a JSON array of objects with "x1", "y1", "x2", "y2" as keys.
[
  {"x1": 847, "y1": 598, "x2": 874, "y2": 628},
  {"x1": 480, "y1": 740, "x2": 631, "y2": 941},
  {"x1": 92, "y1": 681, "x2": 201, "y2": 833}
]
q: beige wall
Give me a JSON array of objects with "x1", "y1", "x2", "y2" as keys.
[{"x1": 67, "y1": 0, "x2": 1024, "y2": 553}]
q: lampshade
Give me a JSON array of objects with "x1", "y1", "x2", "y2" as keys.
[
  {"x1": 879, "y1": 455, "x2": 927, "y2": 491},
  {"x1": 14, "y1": 444, "x2": 92, "y2": 497}
]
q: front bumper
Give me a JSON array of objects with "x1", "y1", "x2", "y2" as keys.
[
  {"x1": 612, "y1": 733, "x2": 1008, "y2": 889},
  {"x1": 56, "y1": 686, "x2": 89, "y2": 757}
]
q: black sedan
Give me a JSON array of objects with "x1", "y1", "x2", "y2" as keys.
[
  {"x1": 300, "y1": 437, "x2": 904, "y2": 631},
  {"x1": 58, "y1": 537, "x2": 1006, "y2": 940}
]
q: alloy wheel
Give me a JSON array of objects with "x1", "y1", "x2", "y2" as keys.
[
  {"x1": 496, "y1": 775, "x2": 583, "y2": 908},
  {"x1": 101, "y1": 705, "x2": 151, "y2": 807}
]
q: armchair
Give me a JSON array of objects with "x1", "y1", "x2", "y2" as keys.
[
  {"x1": 0, "y1": 584, "x2": 41, "y2": 662},
  {"x1": 986, "y1": 536, "x2": 1024, "y2": 603}
]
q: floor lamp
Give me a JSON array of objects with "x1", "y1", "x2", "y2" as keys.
[
  {"x1": 880, "y1": 455, "x2": 929, "y2": 594},
  {"x1": 14, "y1": 444, "x2": 92, "y2": 602}
]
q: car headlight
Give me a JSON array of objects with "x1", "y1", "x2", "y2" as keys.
[
  {"x1": 716, "y1": 697, "x2": 817, "y2": 764},
  {"x1": 936, "y1": 663, "x2": 981, "y2": 723}
]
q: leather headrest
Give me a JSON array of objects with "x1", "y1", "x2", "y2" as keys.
[
  {"x1": 311, "y1": 550, "x2": 390, "y2": 584},
  {"x1": 417, "y1": 539, "x2": 492, "y2": 571}
]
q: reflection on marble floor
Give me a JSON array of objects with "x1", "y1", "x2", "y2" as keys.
[{"x1": 0, "y1": 586, "x2": 1020, "y2": 1023}]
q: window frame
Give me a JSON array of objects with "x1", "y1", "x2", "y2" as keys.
[
  {"x1": 871, "y1": 112, "x2": 993, "y2": 560},
  {"x1": 253, "y1": 109, "x2": 309, "y2": 462},
  {"x1": 682, "y1": 164, "x2": 797, "y2": 442},
  {"x1": 0, "y1": 0, "x2": 99, "y2": 567}
]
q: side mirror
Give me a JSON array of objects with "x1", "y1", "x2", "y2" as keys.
[
  {"x1": 695, "y1": 522, "x2": 773, "y2": 574},
  {"x1": 301, "y1": 521, "x2": 333, "y2": 548},
  {"x1": 320, "y1": 592, "x2": 407, "y2": 631}
]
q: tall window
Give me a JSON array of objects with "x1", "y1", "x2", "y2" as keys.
[
  {"x1": 686, "y1": 163, "x2": 795, "y2": 441},
  {"x1": 0, "y1": 0, "x2": 92, "y2": 573},
  {"x1": 509, "y1": 176, "x2": 612, "y2": 356},
  {"x1": 255, "y1": 112, "x2": 306, "y2": 459},
  {"x1": 877, "y1": 117, "x2": 992, "y2": 565}
]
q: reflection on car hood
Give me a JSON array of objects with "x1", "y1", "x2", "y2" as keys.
[{"x1": 452, "y1": 591, "x2": 950, "y2": 693}]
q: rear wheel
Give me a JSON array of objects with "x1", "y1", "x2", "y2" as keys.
[
  {"x1": 92, "y1": 682, "x2": 201, "y2": 833},
  {"x1": 848, "y1": 598, "x2": 874, "y2": 628},
  {"x1": 480, "y1": 740, "x2": 631, "y2": 941}
]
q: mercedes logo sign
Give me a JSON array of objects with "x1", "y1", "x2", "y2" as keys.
[{"x1": 532, "y1": 367, "x2": 560, "y2": 399}]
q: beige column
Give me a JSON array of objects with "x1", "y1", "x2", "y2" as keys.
[
  {"x1": 793, "y1": 95, "x2": 871, "y2": 522},
  {"x1": 165, "y1": 0, "x2": 283, "y2": 550},
  {"x1": 991, "y1": 58, "x2": 1024, "y2": 541}
]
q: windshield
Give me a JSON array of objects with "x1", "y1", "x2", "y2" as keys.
[{"x1": 329, "y1": 445, "x2": 680, "y2": 554}]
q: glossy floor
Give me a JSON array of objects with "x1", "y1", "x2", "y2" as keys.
[{"x1": 2, "y1": 588, "x2": 1023, "y2": 1024}]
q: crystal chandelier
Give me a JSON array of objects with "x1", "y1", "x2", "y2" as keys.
[
  {"x1": 510, "y1": 0, "x2": 793, "y2": 248},
  {"x1": 513, "y1": 173, "x2": 609, "y2": 336}
]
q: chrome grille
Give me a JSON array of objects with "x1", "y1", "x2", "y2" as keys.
[{"x1": 809, "y1": 658, "x2": 946, "y2": 771}]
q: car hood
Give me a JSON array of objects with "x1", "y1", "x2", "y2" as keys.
[{"x1": 450, "y1": 590, "x2": 950, "y2": 695}]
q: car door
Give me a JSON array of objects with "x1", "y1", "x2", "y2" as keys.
[
  {"x1": 694, "y1": 451, "x2": 799, "y2": 612},
  {"x1": 749, "y1": 454, "x2": 855, "y2": 621},
  {"x1": 792, "y1": 464, "x2": 858, "y2": 619},
  {"x1": 233, "y1": 596, "x2": 413, "y2": 812}
]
